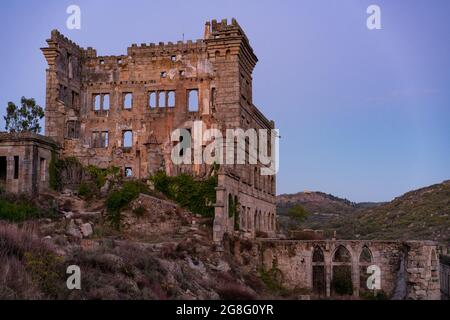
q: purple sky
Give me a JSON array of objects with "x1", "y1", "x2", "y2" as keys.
[{"x1": 0, "y1": 0, "x2": 449, "y2": 202}]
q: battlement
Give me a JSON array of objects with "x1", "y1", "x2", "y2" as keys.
[
  {"x1": 49, "y1": 29, "x2": 85, "y2": 54},
  {"x1": 127, "y1": 39, "x2": 206, "y2": 56},
  {"x1": 208, "y1": 18, "x2": 249, "y2": 43}
]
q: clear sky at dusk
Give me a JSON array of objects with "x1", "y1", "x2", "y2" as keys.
[{"x1": 0, "y1": 0, "x2": 448, "y2": 202}]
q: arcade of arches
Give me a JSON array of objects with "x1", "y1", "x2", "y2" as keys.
[{"x1": 236, "y1": 240, "x2": 441, "y2": 299}]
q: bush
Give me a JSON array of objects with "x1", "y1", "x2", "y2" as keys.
[
  {"x1": 86, "y1": 165, "x2": 120, "y2": 189},
  {"x1": 151, "y1": 171, "x2": 217, "y2": 217},
  {"x1": 259, "y1": 267, "x2": 285, "y2": 294},
  {"x1": 106, "y1": 181, "x2": 150, "y2": 230},
  {"x1": 78, "y1": 181, "x2": 98, "y2": 200},
  {"x1": 0, "y1": 198, "x2": 49, "y2": 222}
]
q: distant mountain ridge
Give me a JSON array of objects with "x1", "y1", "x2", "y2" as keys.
[
  {"x1": 277, "y1": 191, "x2": 381, "y2": 216},
  {"x1": 277, "y1": 180, "x2": 450, "y2": 243}
]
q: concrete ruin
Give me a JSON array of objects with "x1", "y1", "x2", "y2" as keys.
[
  {"x1": 40, "y1": 19, "x2": 277, "y2": 242},
  {"x1": 0, "y1": 132, "x2": 59, "y2": 194}
]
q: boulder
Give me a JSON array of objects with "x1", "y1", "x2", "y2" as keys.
[
  {"x1": 80, "y1": 223, "x2": 93, "y2": 238},
  {"x1": 66, "y1": 220, "x2": 82, "y2": 239}
]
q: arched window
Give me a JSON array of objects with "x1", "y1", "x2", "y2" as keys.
[
  {"x1": 313, "y1": 246, "x2": 325, "y2": 263},
  {"x1": 333, "y1": 245, "x2": 351, "y2": 263},
  {"x1": 332, "y1": 245, "x2": 353, "y2": 296},
  {"x1": 359, "y1": 246, "x2": 372, "y2": 264},
  {"x1": 312, "y1": 246, "x2": 326, "y2": 296},
  {"x1": 359, "y1": 246, "x2": 373, "y2": 295}
]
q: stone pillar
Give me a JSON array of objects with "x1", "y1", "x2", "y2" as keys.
[
  {"x1": 352, "y1": 254, "x2": 360, "y2": 297},
  {"x1": 325, "y1": 253, "x2": 332, "y2": 297}
]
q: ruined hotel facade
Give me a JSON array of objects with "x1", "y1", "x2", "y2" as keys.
[{"x1": 40, "y1": 19, "x2": 277, "y2": 242}]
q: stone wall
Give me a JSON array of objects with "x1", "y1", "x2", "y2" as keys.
[
  {"x1": 230, "y1": 238, "x2": 441, "y2": 300},
  {"x1": 0, "y1": 132, "x2": 59, "y2": 194},
  {"x1": 439, "y1": 258, "x2": 450, "y2": 299},
  {"x1": 41, "y1": 19, "x2": 276, "y2": 242}
]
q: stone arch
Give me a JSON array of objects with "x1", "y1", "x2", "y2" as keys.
[
  {"x1": 359, "y1": 246, "x2": 373, "y2": 294},
  {"x1": 331, "y1": 245, "x2": 353, "y2": 296},
  {"x1": 312, "y1": 246, "x2": 326, "y2": 296}
]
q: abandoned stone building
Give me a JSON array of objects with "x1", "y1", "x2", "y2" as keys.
[
  {"x1": 235, "y1": 239, "x2": 442, "y2": 299},
  {"x1": 40, "y1": 19, "x2": 277, "y2": 242},
  {"x1": 0, "y1": 132, "x2": 58, "y2": 194}
]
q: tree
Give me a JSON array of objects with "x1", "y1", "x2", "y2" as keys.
[
  {"x1": 288, "y1": 204, "x2": 310, "y2": 223},
  {"x1": 4, "y1": 97, "x2": 44, "y2": 133}
]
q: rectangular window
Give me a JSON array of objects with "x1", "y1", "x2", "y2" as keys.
[
  {"x1": 101, "y1": 131, "x2": 109, "y2": 148},
  {"x1": 149, "y1": 91, "x2": 156, "y2": 108},
  {"x1": 103, "y1": 94, "x2": 110, "y2": 110},
  {"x1": 123, "y1": 93, "x2": 132, "y2": 109},
  {"x1": 93, "y1": 94, "x2": 110, "y2": 112},
  {"x1": 123, "y1": 130, "x2": 133, "y2": 148},
  {"x1": 13, "y1": 156, "x2": 19, "y2": 179},
  {"x1": 188, "y1": 89, "x2": 199, "y2": 112},
  {"x1": 158, "y1": 91, "x2": 166, "y2": 107},
  {"x1": 125, "y1": 167, "x2": 133, "y2": 177},
  {"x1": 0, "y1": 156, "x2": 6, "y2": 181},
  {"x1": 66, "y1": 120, "x2": 80, "y2": 139},
  {"x1": 93, "y1": 95, "x2": 101, "y2": 111},
  {"x1": 167, "y1": 91, "x2": 175, "y2": 107},
  {"x1": 40, "y1": 158, "x2": 46, "y2": 182},
  {"x1": 92, "y1": 131, "x2": 100, "y2": 148}
]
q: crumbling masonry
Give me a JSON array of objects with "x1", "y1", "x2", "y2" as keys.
[{"x1": 41, "y1": 19, "x2": 277, "y2": 242}]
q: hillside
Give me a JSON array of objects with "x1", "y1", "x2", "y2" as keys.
[
  {"x1": 0, "y1": 189, "x2": 300, "y2": 300},
  {"x1": 279, "y1": 181, "x2": 450, "y2": 243},
  {"x1": 277, "y1": 191, "x2": 383, "y2": 232},
  {"x1": 326, "y1": 180, "x2": 450, "y2": 242}
]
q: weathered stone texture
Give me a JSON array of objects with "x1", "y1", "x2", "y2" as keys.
[
  {"x1": 0, "y1": 132, "x2": 59, "y2": 194},
  {"x1": 41, "y1": 19, "x2": 277, "y2": 242},
  {"x1": 232, "y1": 239, "x2": 441, "y2": 300}
]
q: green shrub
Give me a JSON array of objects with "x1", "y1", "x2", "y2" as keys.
[
  {"x1": 151, "y1": 171, "x2": 217, "y2": 217},
  {"x1": 24, "y1": 251, "x2": 64, "y2": 298},
  {"x1": 0, "y1": 198, "x2": 49, "y2": 222},
  {"x1": 78, "y1": 181, "x2": 98, "y2": 200},
  {"x1": 86, "y1": 165, "x2": 120, "y2": 189},
  {"x1": 259, "y1": 267, "x2": 285, "y2": 294},
  {"x1": 106, "y1": 181, "x2": 150, "y2": 230}
]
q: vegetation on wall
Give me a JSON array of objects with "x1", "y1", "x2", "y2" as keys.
[
  {"x1": 85, "y1": 165, "x2": 120, "y2": 189},
  {"x1": 49, "y1": 156, "x2": 82, "y2": 191},
  {"x1": 151, "y1": 171, "x2": 217, "y2": 217}
]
